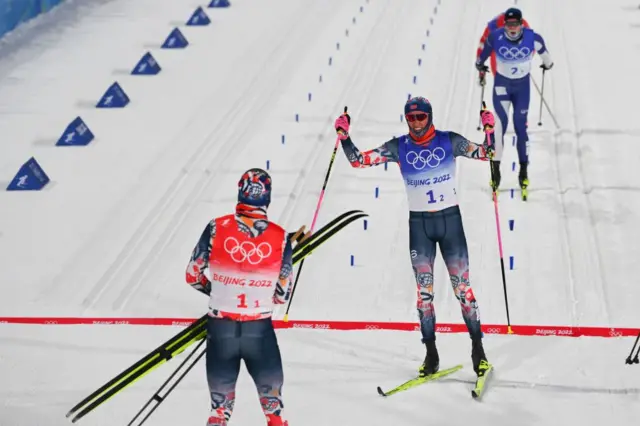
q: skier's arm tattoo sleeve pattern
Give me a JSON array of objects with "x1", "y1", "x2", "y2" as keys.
[
  {"x1": 185, "y1": 221, "x2": 215, "y2": 295},
  {"x1": 340, "y1": 136, "x2": 400, "y2": 167},
  {"x1": 450, "y1": 132, "x2": 491, "y2": 160},
  {"x1": 274, "y1": 238, "x2": 293, "y2": 305}
]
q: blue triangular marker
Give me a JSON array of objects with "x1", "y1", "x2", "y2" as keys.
[
  {"x1": 131, "y1": 52, "x2": 161, "y2": 75},
  {"x1": 6, "y1": 157, "x2": 50, "y2": 191},
  {"x1": 162, "y1": 28, "x2": 189, "y2": 48},
  {"x1": 56, "y1": 116, "x2": 94, "y2": 146},
  {"x1": 187, "y1": 7, "x2": 211, "y2": 26},
  {"x1": 96, "y1": 82, "x2": 130, "y2": 108},
  {"x1": 208, "y1": 0, "x2": 230, "y2": 8}
]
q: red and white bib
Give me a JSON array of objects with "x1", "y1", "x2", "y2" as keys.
[{"x1": 206, "y1": 215, "x2": 285, "y2": 321}]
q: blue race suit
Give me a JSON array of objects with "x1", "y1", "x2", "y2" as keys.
[
  {"x1": 477, "y1": 27, "x2": 553, "y2": 164},
  {"x1": 340, "y1": 130, "x2": 492, "y2": 342}
]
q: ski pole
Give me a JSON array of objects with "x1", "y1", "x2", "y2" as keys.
[
  {"x1": 531, "y1": 71, "x2": 560, "y2": 129},
  {"x1": 67, "y1": 315, "x2": 208, "y2": 423},
  {"x1": 626, "y1": 330, "x2": 640, "y2": 364},
  {"x1": 128, "y1": 339, "x2": 206, "y2": 426},
  {"x1": 482, "y1": 102, "x2": 513, "y2": 334},
  {"x1": 537, "y1": 68, "x2": 546, "y2": 126},
  {"x1": 477, "y1": 80, "x2": 486, "y2": 131},
  {"x1": 283, "y1": 106, "x2": 349, "y2": 322}
]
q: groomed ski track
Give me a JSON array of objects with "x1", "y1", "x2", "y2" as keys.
[{"x1": 1, "y1": 0, "x2": 639, "y2": 425}]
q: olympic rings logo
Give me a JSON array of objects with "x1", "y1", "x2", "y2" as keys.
[
  {"x1": 498, "y1": 46, "x2": 531, "y2": 60},
  {"x1": 224, "y1": 237, "x2": 272, "y2": 264},
  {"x1": 406, "y1": 147, "x2": 446, "y2": 169}
]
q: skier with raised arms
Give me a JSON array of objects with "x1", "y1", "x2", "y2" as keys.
[{"x1": 334, "y1": 97, "x2": 495, "y2": 383}]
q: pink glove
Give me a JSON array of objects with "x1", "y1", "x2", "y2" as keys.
[
  {"x1": 334, "y1": 115, "x2": 350, "y2": 140},
  {"x1": 480, "y1": 110, "x2": 495, "y2": 134}
]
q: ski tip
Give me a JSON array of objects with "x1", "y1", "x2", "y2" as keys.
[
  {"x1": 376, "y1": 386, "x2": 387, "y2": 397},
  {"x1": 471, "y1": 390, "x2": 479, "y2": 399}
]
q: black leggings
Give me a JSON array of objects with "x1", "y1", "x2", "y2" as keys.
[
  {"x1": 206, "y1": 316, "x2": 285, "y2": 424},
  {"x1": 409, "y1": 206, "x2": 482, "y2": 342}
]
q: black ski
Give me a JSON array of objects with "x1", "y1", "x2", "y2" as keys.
[
  {"x1": 293, "y1": 209, "x2": 363, "y2": 253},
  {"x1": 67, "y1": 209, "x2": 367, "y2": 422},
  {"x1": 293, "y1": 212, "x2": 368, "y2": 264},
  {"x1": 67, "y1": 317, "x2": 207, "y2": 422}
]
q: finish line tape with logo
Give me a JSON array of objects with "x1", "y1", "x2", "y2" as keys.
[{"x1": 0, "y1": 317, "x2": 637, "y2": 338}]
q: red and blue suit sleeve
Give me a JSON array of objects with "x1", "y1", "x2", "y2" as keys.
[
  {"x1": 186, "y1": 221, "x2": 215, "y2": 295},
  {"x1": 340, "y1": 136, "x2": 400, "y2": 167},
  {"x1": 476, "y1": 14, "x2": 501, "y2": 59},
  {"x1": 274, "y1": 238, "x2": 293, "y2": 305},
  {"x1": 477, "y1": 31, "x2": 496, "y2": 66},
  {"x1": 476, "y1": 14, "x2": 503, "y2": 70},
  {"x1": 476, "y1": 25, "x2": 491, "y2": 59},
  {"x1": 449, "y1": 132, "x2": 492, "y2": 160}
]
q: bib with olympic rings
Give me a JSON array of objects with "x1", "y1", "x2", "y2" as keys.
[
  {"x1": 207, "y1": 214, "x2": 286, "y2": 320},
  {"x1": 398, "y1": 131, "x2": 458, "y2": 212},
  {"x1": 493, "y1": 28, "x2": 535, "y2": 80}
]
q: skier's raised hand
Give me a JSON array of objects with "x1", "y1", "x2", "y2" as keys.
[{"x1": 334, "y1": 107, "x2": 350, "y2": 140}]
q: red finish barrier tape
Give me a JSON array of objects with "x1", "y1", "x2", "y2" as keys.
[{"x1": 0, "y1": 317, "x2": 637, "y2": 337}]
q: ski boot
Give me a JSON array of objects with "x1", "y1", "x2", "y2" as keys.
[
  {"x1": 471, "y1": 338, "x2": 490, "y2": 378},
  {"x1": 489, "y1": 160, "x2": 501, "y2": 193},
  {"x1": 518, "y1": 162, "x2": 529, "y2": 201},
  {"x1": 418, "y1": 340, "x2": 440, "y2": 377}
]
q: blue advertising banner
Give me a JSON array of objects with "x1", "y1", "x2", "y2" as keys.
[{"x1": 0, "y1": 0, "x2": 66, "y2": 39}]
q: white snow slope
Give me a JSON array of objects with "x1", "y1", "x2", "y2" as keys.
[{"x1": 1, "y1": 0, "x2": 639, "y2": 425}]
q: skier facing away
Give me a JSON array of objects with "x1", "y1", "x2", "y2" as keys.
[
  {"x1": 334, "y1": 97, "x2": 495, "y2": 379},
  {"x1": 186, "y1": 168, "x2": 304, "y2": 426},
  {"x1": 475, "y1": 7, "x2": 553, "y2": 197}
]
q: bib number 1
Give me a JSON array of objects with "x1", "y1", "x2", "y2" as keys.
[
  {"x1": 426, "y1": 190, "x2": 445, "y2": 204},
  {"x1": 237, "y1": 294, "x2": 260, "y2": 309}
]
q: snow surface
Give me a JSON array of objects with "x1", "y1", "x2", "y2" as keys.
[{"x1": 1, "y1": 0, "x2": 639, "y2": 425}]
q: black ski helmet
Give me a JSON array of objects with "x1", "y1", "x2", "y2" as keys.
[
  {"x1": 503, "y1": 8, "x2": 524, "y2": 41},
  {"x1": 504, "y1": 7, "x2": 522, "y2": 22},
  {"x1": 404, "y1": 96, "x2": 433, "y2": 138}
]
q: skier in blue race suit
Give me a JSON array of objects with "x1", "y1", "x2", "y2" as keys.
[
  {"x1": 475, "y1": 7, "x2": 554, "y2": 193},
  {"x1": 334, "y1": 97, "x2": 496, "y2": 380}
]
